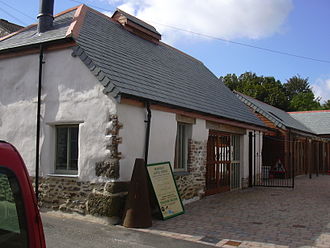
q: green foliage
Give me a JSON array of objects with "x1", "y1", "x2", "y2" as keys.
[
  {"x1": 222, "y1": 72, "x2": 288, "y2": 110},
  {"x1": 289, "y1": 92, "x2": 321, "y2": 111},
  {"x1": 221, "y1": 72, "x2": 324, "y2": 112},
  {"x1": 322, "y1": 100, "x2": 330, "y2": 110},
  {"x1": 283, "y1": 75, "x2": 312, "y2": 102}
]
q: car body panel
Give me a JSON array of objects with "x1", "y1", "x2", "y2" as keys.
[{"x1": 0, "y1": 141, "x2": 46, "y2": 248}]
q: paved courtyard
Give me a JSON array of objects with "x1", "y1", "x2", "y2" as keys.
[{"x1": 138, "y1": 175, "x2": 330, "y2": 248}]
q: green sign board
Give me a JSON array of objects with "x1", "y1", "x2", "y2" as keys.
[{"x1": 146, "y1": 162, "x2": 184, "y2": 220}]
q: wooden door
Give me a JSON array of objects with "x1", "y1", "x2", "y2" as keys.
[{"x1": 206, "y1": 130, "x2": 231, "y2": 196}]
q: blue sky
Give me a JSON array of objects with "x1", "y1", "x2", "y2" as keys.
[{"x1": 1, "y1": 0, "x2": 329, "y2": 102}]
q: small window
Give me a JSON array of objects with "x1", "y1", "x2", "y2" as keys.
[
  {"x1": 0, "y1": 167, "x2": 28, "y2": 248},
  {"x1": 55, "y1": 125, "x2": 79, "y2": 174},
  {"x1": 174, "y1": 123, "x2": 191, "y2": 172}
]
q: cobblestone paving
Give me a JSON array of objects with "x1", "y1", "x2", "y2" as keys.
[{"x1": 138, "y1": 175, "x2": 330, "y2": 248}]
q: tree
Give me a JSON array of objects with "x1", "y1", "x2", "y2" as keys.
[
  {"x1": 322, "y1": 100, "x2": 330, "y2": 110},
  {"x1": 222, "y1": 72, "x2": 323, "y2": 111},
  {"x1": 283, "y1": 75, "x2": 321, "y2": 111},
  {"x1": 221, "y1": 73, "x2": 240, "y2": 91},
  {"x1": 283, "y1": 75, "x2": 312, "y2": 102},
  {"x1": 289, "y1": 92, "x2": 321, "y2": 111},
  {"x1": 222, "y1": 72, "x2": 289, "y2": 110}
]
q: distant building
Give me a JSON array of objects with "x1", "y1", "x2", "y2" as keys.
[
  {"x1": 0, "y1": 19, "x2": 23, "y2": 38},
  {"x1": 235, "y1": 91, "x2": 330, "y2": 182}
]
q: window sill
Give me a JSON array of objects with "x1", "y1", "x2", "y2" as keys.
[
  {"x1": 47, "y1": 173, "x2": 79, "y2": 178},
  {"x1": 173, "y1": 171, "x2": 190, "y2": 176}
]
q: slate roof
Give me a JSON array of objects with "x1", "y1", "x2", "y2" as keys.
[
  {"x1": 0, "y1": 10, "x2": 75, "y2": 50},
  {"x1": 0, "y1": 5, "x2": 265, "y2": 128},
  {"x1": 235, "y1": 91, "x2": 314, "y2": 134},
  {"x1": 289, "y1": 110, "x2": 330, "y2": 135},
  {"x1": 0, "y1": 19, "x2": 23, "y2": 37}
]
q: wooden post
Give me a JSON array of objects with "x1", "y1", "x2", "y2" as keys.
[{"x1": 284, "y1": 132, "x2": 290, "y2": 178}]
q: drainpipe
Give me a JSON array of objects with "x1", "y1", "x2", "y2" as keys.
[
  {"x1": 144, "y1": 102, "x2": 151, "y2": 165},
  {"x1": 35, "y1": 44, "x2": 44, "y2": 201}
]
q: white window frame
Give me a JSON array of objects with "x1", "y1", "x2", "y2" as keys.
[{"x1": 55, "y1": 125, "x2": 79, "y2": 175}]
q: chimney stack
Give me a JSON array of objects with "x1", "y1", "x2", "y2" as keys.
[{"x1": 37, "y1": 0, "x2": 54, "y2": 33}]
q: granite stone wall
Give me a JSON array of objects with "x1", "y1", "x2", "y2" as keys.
[
  {"x1": 36, "y1": 177, "x2": 129, "y2": 218},
  {"x1": 175, "y1": 139, "x2": 207, "y2": 201}
]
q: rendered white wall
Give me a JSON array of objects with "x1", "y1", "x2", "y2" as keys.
[
  {"x1": 0, "y1": 49, "x2": 116, "y2": 181},
  {"x1": 242, "y1": 133, "x2": 249, "y2": 179},
  {"x1": 148, "y1": 110, "x2": 177, "y2": 165},
  {"x1": 241, "y1": 130, "x2": 263, "y2": 183},
  {"x1": 192, "y1": 119, "x2": 208, "y2": 141},
  {"x1": 117, "y1": 104, "x2": 177, "y2": 181},
  {"x1": 116, "y1": 103, "x2": 146, "y2": 181}
]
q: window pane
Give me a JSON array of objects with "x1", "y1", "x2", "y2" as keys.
[
  {"x1": 55, "y1": 125, "x2": 79, "y2": 173},
  {"x1": 56, "y1": 127, "x2": 68, "y2": 170},
  {"x1": 174, "y1": 123, "x2": 189, "y2": 171},
  {"x1": 69, "y1": 127, "x2": 78, "y2": 171},
  {"x1": 232, "y1": 135, "x2": 240, "y2": 161},
  {"x1": 0, "y1": 169, "x2": 28, "y2": 248}
]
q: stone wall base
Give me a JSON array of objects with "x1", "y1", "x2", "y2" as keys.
[
  {"x1": 33, "y1": 177, "x2": 129, "y2": 221},
  {"x1": 174, "y1": 140, "x2": 207, "y2": 202},
  {"x1": 175, "y1": 174, "x2": 204, "y2": 201}
]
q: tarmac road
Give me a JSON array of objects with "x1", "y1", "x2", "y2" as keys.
[{"x1": 41, "y1": 212, "x2": 212, "y2": 248}]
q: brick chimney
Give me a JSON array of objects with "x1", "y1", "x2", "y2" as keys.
[
  {"x1": 37, "y1": 0, "x2": 54, "y2": 33},
  {"x1": 112, "y1": 9, "x2": 161, "y2": 44}
]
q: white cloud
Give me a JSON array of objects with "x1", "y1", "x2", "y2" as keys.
[
  {"x1": 103, "y1": 11, "x2": 113, "y2": 17},
  {"x1": 312, "y1": 78, "x2": 330, "y2": 103},
  {"x1": 105, "y1": 0, "x2": 293, "y2": 43}
]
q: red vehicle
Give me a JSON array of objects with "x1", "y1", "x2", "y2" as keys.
[{"x1": 0, "y1": 141, "x2": 46, "y2": 248}]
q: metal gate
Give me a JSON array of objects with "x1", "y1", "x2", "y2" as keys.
[
  {"x1": 206, "y1": 131, "x2": 241, "y2": 195},
  {"x1": 253, "y1": 134, "x2": 294, "y2": 188}
]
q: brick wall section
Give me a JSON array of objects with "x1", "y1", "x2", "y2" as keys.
[
  {"x1": 175, "y1": 139, "x2": 207, "y2": 201},
  {"x1": 36, "y1": 177, "x2": 129, "y2": 217}
]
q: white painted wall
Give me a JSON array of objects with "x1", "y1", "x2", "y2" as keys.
[
  {"x1": 241, "y1": 130, "x2": 263, "y2": 184},
  {"x1": 0, "y1": 49, "x2": 116, "y2": 181},
  {"x1": 148, "y1": 110, "x2": 177, "y2": 165},
  {"x1": 116, "y1": 103, "x2": 146, "y2": 181},
  {"x1": 117, "y1": 104, "x2": 177, "y2": 181},
  {"x1": 192, "y1": 119, "x2": 208, "y2": 141},
  {"x1": 241, "y1": 133, "x2": 249, "y2": 180}
]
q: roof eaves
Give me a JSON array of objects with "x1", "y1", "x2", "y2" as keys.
[
  {"x1": 72, "y1": 45, "x2": 121, "y2": 101},
  {"x1": 235, "y1": 92, "x2": 286, "y2": 130}
]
